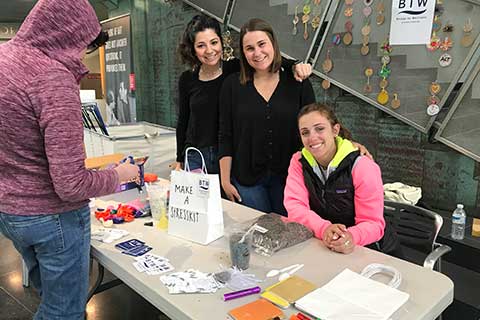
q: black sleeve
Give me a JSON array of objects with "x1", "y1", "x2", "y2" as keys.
[
  {"x1": 223, "y1": 58, "x2": 241, "y2": 76},
  {"x1": 176, "y1": 72, "x2": 191, "y2": 162},
  {"x1": 281, "y1": 56, "x2": 297, "y2": 75},
  {"x1": 300, "y1": 78, "x2": 316, "y2": 108},
  {"x1": 218, "y1": 73, "x2": 236, "y2": 159}
]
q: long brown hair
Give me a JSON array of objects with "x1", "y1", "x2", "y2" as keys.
[
  {"x1": 298, "y1": 103, "x2": 353, "y2": 140},
  {"x1": 239, "y1": 18, "x2": 282, "y2": 85}
]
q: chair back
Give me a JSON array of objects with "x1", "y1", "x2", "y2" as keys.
[{"x1": 384, "y1": 200, "x2": 443, "y2": 253}]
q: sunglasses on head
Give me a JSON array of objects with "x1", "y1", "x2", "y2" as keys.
[{"x1": 87, "y1": 30, "x2": 109, "y2": 54}]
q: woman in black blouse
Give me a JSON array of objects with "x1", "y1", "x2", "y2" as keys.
[
  {"x1": 219, "y1": 18, "x2": 316, "y2": 215},
  {"x1": 175, "y1": 15, "x2": 312, "y2": 174}
]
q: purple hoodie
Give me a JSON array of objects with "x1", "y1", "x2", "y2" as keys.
[{"x1": 0, "y1": 0, "x2": 119, "y2": 215}]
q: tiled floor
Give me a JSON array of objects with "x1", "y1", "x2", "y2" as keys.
[
  {"x1": 0, "y1": 235, "x2": 170, "y2": 320},
  {"x1": 2, "y1": 233, "x2": 480, "y2": 319}
]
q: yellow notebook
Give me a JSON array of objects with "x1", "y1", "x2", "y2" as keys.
[{"x1": 261, "y1": 275, "x2": 317, "y2": 308}]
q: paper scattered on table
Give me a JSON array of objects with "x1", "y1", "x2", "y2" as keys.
[
  {"x1": 91, "y1": 228, "x2": 129, "y2": 243},
  {"x1": 160, "y1": 269, "x2": 224, "y2": 294},
  {"x1": 133, "y1": 254, "x2": 174, "y2": 275}
]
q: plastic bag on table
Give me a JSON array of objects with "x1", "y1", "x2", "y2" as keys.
[{"x1": 250, "y1": 213, "x2": 313, "y2": 256}]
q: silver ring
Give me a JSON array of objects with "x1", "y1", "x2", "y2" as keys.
[{"x1": 344, "y1": 240, "x2": 351, "y2": 247}]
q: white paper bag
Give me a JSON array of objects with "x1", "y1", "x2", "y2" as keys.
[
  {"x1": 167, "y1": 147, "x2": 224, "y2": 245},
  {"x1": 295, "y1": 269, "x2": 409, "y2": 320}
]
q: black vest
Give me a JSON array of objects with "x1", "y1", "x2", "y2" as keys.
[{"x1": 299, "y1": 151, "x2": 401, "y2": 257}]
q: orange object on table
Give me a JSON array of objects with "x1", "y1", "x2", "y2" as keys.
[{"x1": 144, "y1": 173, "x2": 158, "y2": 183}]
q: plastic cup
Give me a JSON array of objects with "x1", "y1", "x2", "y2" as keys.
[
  {"x1": 229, "y1": 232, "x2": 250, "y2": 270},
  {"x1": 146, "y1": 182, "x2": 169, "y2": 229}
]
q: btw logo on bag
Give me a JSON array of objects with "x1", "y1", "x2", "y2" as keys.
[{"x1": 198, "y1": 178, "x2": 210, "y2": 197}]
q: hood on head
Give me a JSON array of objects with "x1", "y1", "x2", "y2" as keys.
[{"x1": 13, "y1": 0, "x2": 101, "y2": 81}]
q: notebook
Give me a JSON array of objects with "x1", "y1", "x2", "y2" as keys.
[
  {"x1": 261, "y1": 275, "x2": 317, "y2": 308},
  {"x1": 228, "y1": 299, "x2": 284, "y2": 320},
  {"x1": 295, "y1": 269, "x2": 410, "y2": 320}
]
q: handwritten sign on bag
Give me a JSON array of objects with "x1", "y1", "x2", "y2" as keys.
[{"x1": 168, "y1": 170, "x2": 223, "y2": 245}]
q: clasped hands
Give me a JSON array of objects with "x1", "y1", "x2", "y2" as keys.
[{"x1": 323, "y1": 223, "x2": 355, "y2": 254}]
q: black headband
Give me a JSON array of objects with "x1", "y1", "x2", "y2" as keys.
[{"x1": 87, "y1": 30, "x2": 109, "y2": 54}]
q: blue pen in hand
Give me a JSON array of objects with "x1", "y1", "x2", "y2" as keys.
[{"x1": 121, "y1": 156, "x2": 143, "y2": 193}]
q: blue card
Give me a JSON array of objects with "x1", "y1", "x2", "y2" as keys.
[
  {"x1": 122, "y1": 245, "x2": 152, "y2": 257},
  {"x1": 115, "y1": 239, "x2": 145, "y2": 251}
]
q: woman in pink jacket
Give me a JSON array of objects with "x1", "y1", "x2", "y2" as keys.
[{"x1": 284, "y1": 103, "x2": 399, "y2": 256}]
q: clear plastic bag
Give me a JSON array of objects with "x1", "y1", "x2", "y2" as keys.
[{"x1": 250, "y1": 214, "x2": 313, "y2": 256}]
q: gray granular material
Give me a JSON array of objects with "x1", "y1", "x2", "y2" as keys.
[
  {"x1": 229, "y1": 233, "x2": 250, "y2": 270},
  {"x1": 251, "y1": 214, "x2": 313, "y2": 255}
]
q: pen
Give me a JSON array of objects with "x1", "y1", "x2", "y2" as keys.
[
  {"x1": 296, "y1": 312, "x2": 312, "y2": 320},
  {"x1": 223, "y1": 286, "x2": 261, "y2": 301}
]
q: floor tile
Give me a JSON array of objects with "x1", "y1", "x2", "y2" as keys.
[
  {"x1": 0, "y1": 287, "x2": 33, "y2": 320},
  {"x1": 0, "y1": 270, "x2": 41, "y2": 314},
  {"x1": 0, "y1": 237, "x2": 22, "y2": 278}
]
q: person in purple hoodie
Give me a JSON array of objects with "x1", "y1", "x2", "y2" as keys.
[{"x1": 0, "y1": 0, "x2": 139, "y2": 319}]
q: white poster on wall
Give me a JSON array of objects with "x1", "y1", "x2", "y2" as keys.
[{"x1": 389, "y1": 0, "x2": 436, "y2": 45}]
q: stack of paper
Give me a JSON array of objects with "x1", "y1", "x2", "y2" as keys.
[{"x1": 295, "y1": 269, "x2": 409, "y2": 320}]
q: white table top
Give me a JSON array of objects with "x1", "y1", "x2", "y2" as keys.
[{"x1": 91, "y1": 189, "x2": 453, "y2": 320}]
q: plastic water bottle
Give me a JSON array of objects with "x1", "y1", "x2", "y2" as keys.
[{"x1": 451, "y1": 204, "x2": 466, "y2": 240}]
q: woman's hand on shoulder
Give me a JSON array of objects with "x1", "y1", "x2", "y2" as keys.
[
  {"x1": 352, "y1": 142, "x2": 373, "y2": 160},
  {"x1": 293, "y1": 63, "x2": 312, "y2": 82}
]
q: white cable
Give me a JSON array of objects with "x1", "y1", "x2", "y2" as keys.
[{"x1": 360, "y1": 263, "x2": 402, "y2": 289}]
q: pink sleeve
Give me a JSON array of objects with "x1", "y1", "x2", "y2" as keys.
[
  {"x1": 31, "y1": 70, "x2": 119, "y2": 202},
  {"x1": 284, "y1": 153, "x2": 332, "y2": 239},
  {"x1": 348, "y1": 157, "x2": 385, "y2": 246}
]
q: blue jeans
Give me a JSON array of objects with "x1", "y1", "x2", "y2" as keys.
[
  {"x1": 186, "y1": 146, "x2": 219, "y2": 174},
  {"x1": 232, "y1": 174, "x2": 287, "y2": 216},
  {"x1": 0, "y1": 206, "x2": 91, "y2": 320}
]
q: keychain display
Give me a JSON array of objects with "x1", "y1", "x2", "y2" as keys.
[
  {"x1": 364, "y1": 67, "x2": 373, "y2": 93},
  {"x1": 309, "y1": 0, "x2": 479, "y2": 131},
  {"x1": 391, "y1": 93, "x2": 401, "y2": 109},
  {"x1": 427, "y1": 82, "x2": 441, "y2": 116},
  {"x1": 375, "y1": 0, "x2": 385, "y2": 25},
  {"x1": 360, "y1": 0, "x2": 372, "y2": 56},
  {"x1": 321, "y1": 48, "x2": 333, "y2": 91},
  {"x1": 302, "y1": 1, "x2": 311, "y2": 40},
  {"x1": 292, "y1": 6, "x2": 299, "y2": 36},
  {"x1": 343, "y1": 0, "x2": 354, "y2": 46},
  {"x1": 311, "y1": 1, "x2": 321, "y2": 32},
  {"x1": 439, "y1": 53, "x2": 452, "y2": 67},
  {"x1": 377, "y1": 37, "x2": 392, "y2": 105},
  {"x1": 221, "y1": 30, "x2": 234, "y2": 61},
  {"x1": 461, "y1": 18, "x2": 474, "y2": 47}
]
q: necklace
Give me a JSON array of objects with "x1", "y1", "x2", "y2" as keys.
[{"x1": 199, "y1": 65, "x2": 222, "y2": 79}]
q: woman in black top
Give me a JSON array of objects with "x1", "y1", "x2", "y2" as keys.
[
  {"x1": 175, "y1": 15, "x2": 312, "y2": 174},
  {"x1": 219, "y1": 18, "x2": 316, "y2": 215}
]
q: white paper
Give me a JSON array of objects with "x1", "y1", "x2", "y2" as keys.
[
  {"x1": 295, "y1": 269, "x2": 409, "y2": 320},
  {"x1": 389, "y1": 0, "x2": 436, "y2": 45}
]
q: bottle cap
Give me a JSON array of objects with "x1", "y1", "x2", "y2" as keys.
[{"x1": 457, "y1": 204, "x2": 464, "y2": 209}]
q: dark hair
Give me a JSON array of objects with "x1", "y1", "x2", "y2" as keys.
[
  {"x1": 239, "y1": 18, "x2": 282, "y2": 85},
  {"x1": 298, "y1": 103, "x2": 353, "y2": 140},
  {"x1": 87, "y1": 30, "x2": 109, "y2": 54},
  {"x1": 177, "y1": 14, "x2": 222, "y2": 69}
]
